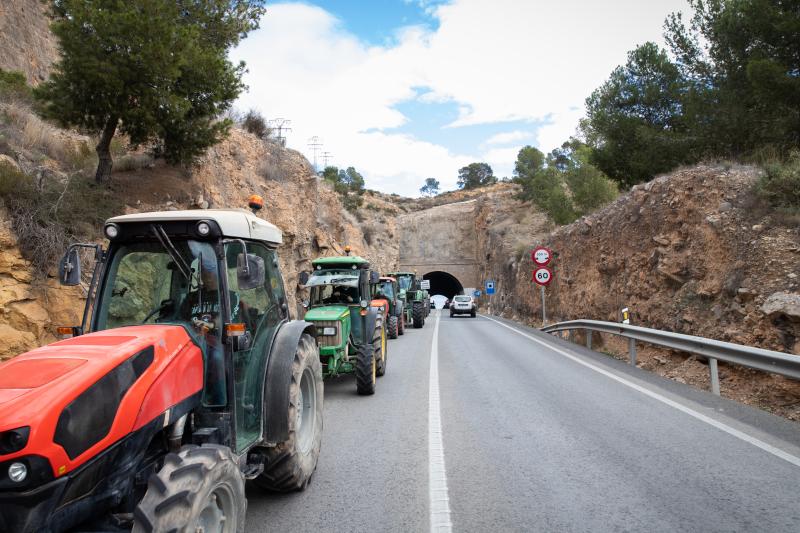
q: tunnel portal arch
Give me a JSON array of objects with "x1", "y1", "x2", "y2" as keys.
[{"x1": 423, "y1": 271, "x2": 464, "y2": 299}]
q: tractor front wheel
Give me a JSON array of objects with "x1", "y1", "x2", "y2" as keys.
[
  {"x1": 387, "y1": 315, "x2": 399, "y2": 339},
  {"x1": 412, "y1": 302, "x2": 425, "y2": 328},
  {"x1": 133, "y1": 444, "x2": 245, "y2": 533},
  {"x1": 376, "y1": 324, "x2": 388, "y2": 377},
  {"x1": 398, "y1": 313, "x2": 406, "y2": 335},
  {"x1": 255, "y1": 333, "x2": 323, "y2": 492},
  {"x1": 355, "y1": 343, "x2": 376, "y2": 395}
]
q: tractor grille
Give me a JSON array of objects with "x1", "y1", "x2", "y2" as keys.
[{"x1": 312, "y1": 321, "x2": 342, "y2": 347}]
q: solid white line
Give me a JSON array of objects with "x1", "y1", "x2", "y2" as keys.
[
  {"x1": 480, "y1": 314, "x2": 800, "y2": 468},
  {"x1": 429, "y1": 311, "x2": 453, "y2": 533}
]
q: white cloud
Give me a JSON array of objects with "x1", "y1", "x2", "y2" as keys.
[
  {"x1": 483, "y1": 130, "x2": 533, "y2": 147},
  {"x1": 232, "y1": 0, "x2": 689, "y2": 195}
]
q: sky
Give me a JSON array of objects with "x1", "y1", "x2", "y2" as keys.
[{"x1": 231, "y1": 0, "x2": 689, "y2": 196}]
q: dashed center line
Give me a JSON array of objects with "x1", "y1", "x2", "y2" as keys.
[{"x1": 429, "y1": 311, "x2": 452, "y2": 532}]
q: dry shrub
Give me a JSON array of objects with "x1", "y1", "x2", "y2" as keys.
[
  {"x1": 114, "y1": 153, "x2": 154, "y2": 173},
  {"x1": 258, "y1": 157, "x2": 288, "y2": 182}
]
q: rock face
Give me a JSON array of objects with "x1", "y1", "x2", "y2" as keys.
[
  {"x1": 0, "y1": 0, "x2": 59, "y2": 84},
  {"x1": 477, "y1": 165, "x2": 800, "y2": 355}
]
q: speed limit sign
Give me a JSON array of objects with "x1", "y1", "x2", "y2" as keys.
[
  {"x1": 533, "y1": 267, "x2": 553, "y2": 286},
  {"x1": 531, "y1": 246, "x2": 552, "y2": 266}
]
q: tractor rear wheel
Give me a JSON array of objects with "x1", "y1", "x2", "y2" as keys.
[
  {"x1": 133, "y1": 444, "x2": 245, "y2": 533},
  {"x1": 398, "y1": 314, "x2": 405, "y2": 335},
  {"x1": 355, "y1": 343, "x2": 376, "y2": 395},
  {"x1": 412, "y1": 301, "x2": 425, "y2": 328},
  {"x1": 376, "y1": 324, "x2": 387, "y2": 377},
  {"x1": 254, "y1": 334, "x2": 323, "y2": 492},
  {"x1": 387, "y1": 315, "x2": 399, "y2": 339}
]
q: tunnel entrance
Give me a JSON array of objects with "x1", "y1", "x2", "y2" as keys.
[{"x1": 423, "y1": 271, "x2": 464, "y2": 300}]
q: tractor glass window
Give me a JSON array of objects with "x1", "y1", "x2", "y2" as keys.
[
  {"x1": 95, "y1": 240, "x2": 227, "y2": 406},
  {"x1": 225, "y1": 241, "x2": 283, "y2": 452},
  {"x1": 307, "y1": 270, "x2": 360, "y2": 305},
  {"x1": 375, "y1": 281, "x2": 394, "y2": 300},
  {"x1": 397, "y1": 276, "x2": 412, "y2": 291}
]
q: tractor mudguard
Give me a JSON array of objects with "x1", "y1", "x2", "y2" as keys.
[{"x1": 263, "y1": 320, "x2": 317, "y2": 444}]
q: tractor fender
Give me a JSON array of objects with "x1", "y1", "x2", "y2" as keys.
[{"x1": 263, "y1": 319, "x2": 317, "y2": 444}]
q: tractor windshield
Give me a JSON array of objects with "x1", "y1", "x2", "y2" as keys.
[
  {"x1": 376, "y1": 281, "x2": 394, "y2": 300},
  {"x1": 95, "y1": 240, "x2": 222, "y2": 332},
  {"x1": 397, "y1": 275, "x2": 413, "y2": 291},
  {"x1": 307, "y1": 269, "x2": 360, "y2": 305}
]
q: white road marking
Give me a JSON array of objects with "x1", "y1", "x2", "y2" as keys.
[
  {"x1": 480, "y1": 314, "x2": 800, "y2": 468},
  {"x1": 429, "y1": 311, "x2": 453, "y2": 532}
]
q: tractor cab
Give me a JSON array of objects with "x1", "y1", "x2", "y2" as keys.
[
  {"x1": 0, "y1": 207, "x2": 323, "y2": 533},
  {"x1": 302, "y1": 255, "x2": 388, "y2": 394},
  {"x1": 386, "y1": 271, "x2": 430, "y2": 328},
  {"x1": 372, "y1": 277, "x2": 404, "y2": 338}
]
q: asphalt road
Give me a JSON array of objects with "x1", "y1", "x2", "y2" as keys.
[{"x1": 246, "y1": 311, "x2": 800, "y2": 532}]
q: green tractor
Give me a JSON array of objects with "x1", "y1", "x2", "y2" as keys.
[
  {"x1": 387, "y1": 272, "x2": 430, "y2": 329},
  {"x1": 372, "y1": 276, "x2": 405, "y2": 339},
  {"x1": 301, "y1": 256, "x2": 388, "y2": 395}
]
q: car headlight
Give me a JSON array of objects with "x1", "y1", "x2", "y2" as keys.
[{"x1": 321, "y1": 327, "x2": 337, "y2": 336}]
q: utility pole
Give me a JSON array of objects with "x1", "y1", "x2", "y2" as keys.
[
  {"x1": 322, "y1": 151, "x2": 333, "y2": 169},
  {"x1": 268, "y1": 118, "x2": 292, "y2": 147},
  {"x1": 308, "y1": 136, "x2": 323, "y2": 172}
]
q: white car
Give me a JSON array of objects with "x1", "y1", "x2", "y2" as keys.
[{"x1": 449, "y1": 295, "x2": 476, "y2": 317}]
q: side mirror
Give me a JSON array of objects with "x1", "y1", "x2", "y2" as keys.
[
  {"x1": 299, "y1": 271, "x2": 310, "y2": 286},
  {"x1": 237, "y1": 253, "x2": 265, "y2": 290},
  {"x1": 58, "y1": 249, "x2": 81, "y2": 286},
  {"x1": 302, "y1": 299, "x2": 310, "y2": 308}
]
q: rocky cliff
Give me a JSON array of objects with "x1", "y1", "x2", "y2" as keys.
[{"x1": 0, "y1": 0, "x2": 58, "y2": 85}]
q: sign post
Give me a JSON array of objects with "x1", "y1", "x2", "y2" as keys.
[
  {"x1": 485, "y1": 280, "x2": 495, "y2": 314},
  {"x1": 532, "y1": 247, "x2": 554, "y2": 325}
]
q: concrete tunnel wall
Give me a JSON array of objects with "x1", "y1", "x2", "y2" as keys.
[{"x1": 397, "y1": 200, "x2": 479, "y2": 296}]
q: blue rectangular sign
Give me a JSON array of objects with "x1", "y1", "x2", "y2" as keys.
[
  {"x1": 485, "y1": 280, "x2": 495, "y2": 295},
  {"x1": 473, "y1": 290, "x2": 481, "y2": 297}
]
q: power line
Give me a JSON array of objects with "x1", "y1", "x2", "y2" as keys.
[
  {"x1": 268, "y1": 118, "x2": 292, "y2": 147},
  {"x1": 308, "y1": 136, "x2": 323, "y2": 172},
  {"x1": 322, "y1": 151, "x2": 333, "y2": 168}
]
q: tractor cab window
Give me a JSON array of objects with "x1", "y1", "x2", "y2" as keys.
[
  {"x1": 307, "y1": 270, "x2": 360, "y2": 306},
  {"x1": 397, "y1": 275, "x2": 413, "y2": 291},
  {"x1": 224, "y1": 241, "x2": 284, "y2": 452},
  {"x1": 375, "y1": 281, "x2": 394, "y2": 300},
  {"x1": 95, "y1": 240, "x2": 227, "y2": 406}
]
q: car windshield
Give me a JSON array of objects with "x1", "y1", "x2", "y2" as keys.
[
  {"x1": 454, "y1": 296, "x2": 471, "y2": 302},
  {"x1": 308, "y1": 269, "x2": 361, "y2": 305},
  {"x1": 95, "y1": 240, "x2": 221, "y2": 331}
]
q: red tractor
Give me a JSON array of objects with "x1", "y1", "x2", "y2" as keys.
[{"x1": 0, "y1": 204, "x2": 324, "y2": 532}]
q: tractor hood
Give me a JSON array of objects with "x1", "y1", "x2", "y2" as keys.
[
  {"x1": 0, "y1": 325, "x2": 203, "y2": 473},
  {"x1": 304, "y1": 305, "x2": 351, "y2": 321}
]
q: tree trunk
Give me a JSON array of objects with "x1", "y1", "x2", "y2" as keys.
[{"x1": 94, "y1": 116, "x2": 118, "y2": 184}]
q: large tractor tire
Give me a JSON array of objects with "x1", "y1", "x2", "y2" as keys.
[
  {"x1": 412, "y1": 301, "x2": 425, "y2": 328},
  {"x1": 133, "y1": 444, "x2": 246, "y2": 533},
  {"x1": 387, "y1": 315, "x2": 399, "y2": 339},
  {"x1": 254, "y1": 334, "x2": 323, "y2": 492},
  {"x1": 398, "y1": 314, "x2": 405, "y2": 335},
  {"x1": 376, "y1": 324, "x2": 388, "y2": 377},
  {"x1": 355, "y1": 343, "x2": 376, "y2": 395}
]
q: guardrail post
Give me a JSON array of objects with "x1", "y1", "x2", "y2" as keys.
[
  {"x1": 709, "y1": 357, "x2": 720, "y2": 396},
  {"x1": 568, "y1": 329, "x2": 575, "y2": 342},
  {"x1": 586, "y1": 330, "x2": 592, "y2": 350},
  {"x1": 629, "y1": 338, "x2": 637, "y2": 366}
]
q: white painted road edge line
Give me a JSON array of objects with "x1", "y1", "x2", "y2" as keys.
[
  {"x1": 429, "y1": 311, "x2": 453, "y2": 533},
  {"x1": 480, "y1": 314, "x2": 800, "y2": 468}
]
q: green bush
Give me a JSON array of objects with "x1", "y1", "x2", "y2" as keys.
[
  {"x1": 565, "y1": 165, "x2": 619, "y2": 214},
  {"x1": 757, "y1": 151, "x2": 800, "y2": 212},
  {"x1": 0, "y1": 69, "x2": 33, "y2": 104}
]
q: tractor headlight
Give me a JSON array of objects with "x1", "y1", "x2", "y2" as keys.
[
  {"x1": 8, "y1": 462, "x2": 27, "y2": 483},
  {"x1": 0, "y1": 427, "x2": 30, "y2": 455},
  {"x1": 360, "y1": 300, "x2": 369, "y2": 308},
  {"x1": 104, "y1": 223, "x2": 120, "y2": 240},
  {"x1": 321, "y1": 327, "x2": 337, "y2": 336}
]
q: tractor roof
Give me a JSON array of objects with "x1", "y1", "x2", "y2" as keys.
[
  {"x1": 387, "y1": 271, "x2": 414, "y2": 277},
  {"x1": 312, "y1": 256, "x2": 370, "y2": 269},
  {"x1": 107, "y1": 209, "x2": 282, "y2": 245},
  {"x1": 380, "y1": 276, "x2": 397, "y2": 282}
]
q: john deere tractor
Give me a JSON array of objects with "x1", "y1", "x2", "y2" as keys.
[
  {"x1": 372, "y1": 276, "x2": 404, "y2": 338},
  {"x1": 0, "y1": 204, "x2": 323, "y2": 533},
  {"x1": 301, "y1": 256, "x2": 388, "y2": 394},
  {"x1": 387, "y1": 272, "x2": 430, "y2": 328}
]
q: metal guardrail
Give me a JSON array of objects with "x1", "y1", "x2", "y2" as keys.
[{"x1": 541, "y1": 319, "x2": 800, "y2": 396}]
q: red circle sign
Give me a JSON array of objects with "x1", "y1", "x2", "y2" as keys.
[
  {"x1": 531, "y1": 246, "x2": 552, "y2": 266},
  {"x1": 533, "y1": 267, "x2": 553, "y2": 286}
]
